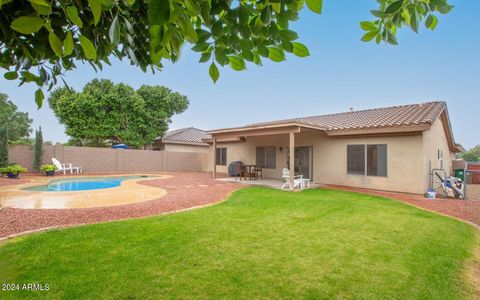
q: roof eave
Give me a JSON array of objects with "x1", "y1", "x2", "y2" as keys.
[
  {"x1": 161, "y1": 140, "x2": 209, "y2": 146},
  {"x1": 437, "y1": 106, "x2": 460, "y2": 153},
  {"x1": 326, "y1": 123, "x2": 431, "y2": 137},
  {"x1": 208, "y1": 122, "x2": 327, "y2": 135}
]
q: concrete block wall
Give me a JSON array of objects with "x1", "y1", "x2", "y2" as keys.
[{"x1": 8, "y1": 144, "x2": 208, "y2": 173}]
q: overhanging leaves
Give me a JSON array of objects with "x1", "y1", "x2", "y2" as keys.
[
  {"x1": 48, "y1": 32, "x2": 63, "y2": 57},
  {"x1": 209, "y1": 62, "x2": 219, "y2": 83},
  {"x1": 306, "y1": 0, "x2": 322, "y2": 14},
  {"x1": 292, "y1": 42, "x2": 310, "y2": 57},
  {"x1": 362, "y1": 0, "x2": 451, "y2": 45},
  {"x1": 268, "y1": 47, "x2": 285, "y2": 62},
  {"x1": 35, "y1": 89, "x2": 44, "y2": 108},
  {"x1": 109, "y1": 15, "x2": 120, "y2": 46},
  {"x1": 228, "y1": 56, "x2": 246, "y2": 71},
  {"x1": 79, "y1": 35, "x2": 96, "y2": 60},
  {"x1": 425, "y1": 15, "x2": 438, "y2": 30},
  {"x1": 88, "y1": 0, "x2": 102, "y2": 25},
  {"x1": 385, "y1": 0, "x2": 404, "y2": 14},
  {"x1": 361, "y1": 30, "x2": 379, "y2": 42},
  {"x1": 66, "y1": 6, "x2": 83, "y2": 28},
  {"x1": 63, "y1": 31, "x2": 74, "y2": 56},
  {"x1": 10, "y1": 16, "x2": 44, "y2": 34},
  {"x1": 0, "y1": 0, "x2": 453, "y2": 102},
  {"x1": 149, "y1": 0, "x2": 170, "y2": 27},
  {"x1": 4, "y1": 71, "x2": 18, "y2": 80}
]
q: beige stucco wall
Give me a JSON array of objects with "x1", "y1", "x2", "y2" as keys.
[
  {"x1": 208, "y1": 127, "x2": 449, "y2": 194},
  {"x1": 422, "y1": 118, "x2": 456, "y2": 189},
  {"x1": 314, "y1": 133, "x2": 425, "y2": 194},
  {"x1": 9, "y1": 144, "x2": 208, "y2": 173}
]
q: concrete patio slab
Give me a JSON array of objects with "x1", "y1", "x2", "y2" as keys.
[{"x1": 216, "y1": 177, "x2": 322, "y2": 190}]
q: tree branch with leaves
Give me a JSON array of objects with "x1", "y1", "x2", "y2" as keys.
[{"x1": 0, "y1": 0, "x2": 453, "y2": 108}]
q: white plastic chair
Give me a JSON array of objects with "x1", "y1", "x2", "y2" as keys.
[
  {"x1": 281, "y1": 168, "x2": 303, "y2": 190},
  {"x1": 52, "y1": 158, "x2": 82, "y2": 174}
]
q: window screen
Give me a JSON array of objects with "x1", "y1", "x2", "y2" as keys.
[
  {"x1": 256, "y1": 146, "x2": 276, "y2": 169},
  {"x1": 216, "y1": 147, "x2": 227, "y2": 165},
  {"x1": 367, "y1": 145, "x2": 387, "y2": 177},
  {"x1": 347, "y1": 145, "x2": 365, "y2": 175}
]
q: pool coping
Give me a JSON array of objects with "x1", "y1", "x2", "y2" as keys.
[
  {"x1": 21, "y1": 174, "x2": 161, "y2": 192},
  {"x1": 0, "y1": 173, "x2": 170, "y2": 209}
]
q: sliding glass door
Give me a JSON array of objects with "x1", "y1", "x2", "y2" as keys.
[{"x1": 287, "y1": 146, "x2": 313, "y2": 180}]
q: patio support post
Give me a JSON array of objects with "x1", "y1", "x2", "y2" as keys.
[
  {"x1": 289, "y1": 132, "x2": 295, "y2": 190},
  {"x1": 213, "y1": 138, "x2": 217, "y2": 179}
]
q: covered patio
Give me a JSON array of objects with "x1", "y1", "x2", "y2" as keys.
[{"x1": 207, "y1": 123, "x2": 327, "y2": 190}]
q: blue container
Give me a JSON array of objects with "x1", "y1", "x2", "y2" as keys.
[
  {"x1": 426, "y1": 189, "x2": 436, "y2": 199},
  {"x1": 112, "y1": 144, "x2": 128, "y2": 149},
  {"x1": 6, "y1": 173, "x2": 18, "y2": 179}
]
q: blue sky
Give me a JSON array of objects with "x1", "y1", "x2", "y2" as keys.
[{"x1": 2, "y1": 0, "x2": 479, "y2": 148}]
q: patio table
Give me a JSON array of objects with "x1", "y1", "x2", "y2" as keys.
[{"x1": 243, "y1": 165, "x2": 258, "y2": 180}]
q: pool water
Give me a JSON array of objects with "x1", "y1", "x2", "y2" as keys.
[{"x1": 23, "y1": 176, "x2": 155, "y2": 192}]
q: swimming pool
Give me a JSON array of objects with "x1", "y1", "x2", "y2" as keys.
[{"x1": 23, "y1": 175, "x2": 155, "y2": 192}]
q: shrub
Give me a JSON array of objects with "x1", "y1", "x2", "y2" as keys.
[
  {"x1": 0, "y1": 164, "x2": 27, "y2": 175},
  {"x1": 0, "y1": 127, "x2": 8, "y2": 168},
  {"x1": 40, "y1": 164, "x2": 57, "y2": 172},
  {"x1": 33, "y1": 127, "x2": 43, "y2": 171}
]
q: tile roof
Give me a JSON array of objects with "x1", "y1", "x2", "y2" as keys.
[
  {"x1": 216, "y1": 101, "x2": 446, "y2": 132},
  {"x1": 159, "y1": 127, "x2": 210, "y2": 145}
]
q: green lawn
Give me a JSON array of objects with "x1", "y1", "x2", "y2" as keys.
[{"x1": 0, "y1": 187, "x2": 478, "y2": 299}]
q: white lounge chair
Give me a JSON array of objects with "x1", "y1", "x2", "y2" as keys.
[
  {"x1": 281, "y1": 168, "x2": 304, "y2": 190},
  {"x1": 52, "y1": 158, "x2": 82, "y2": 174}
]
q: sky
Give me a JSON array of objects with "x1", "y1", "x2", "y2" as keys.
[{"x1": 2, "y1": 0, "x2": 479, "y2": 149}]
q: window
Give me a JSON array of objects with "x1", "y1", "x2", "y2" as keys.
[
  {"x1": 347, "y1": 145, "x2": 365, "y2": 175},
  {"x1": 256, "y1": 146, "x2": 276, "y2": 169},
  {"x1": 367, "y1": 145, "x2": 387, "y2": 177},
  {"x1": 216, "y1": 147, "x2": 227, "y2": 165},
  {"x1": 347, "y1": 144, "x2": 387, "y2": 177}
]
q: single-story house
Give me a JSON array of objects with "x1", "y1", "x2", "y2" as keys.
[
  {"x1": 204, "y1": 101, "x2": 463, "y2": 194},
  {"x1": 150, "y1": 127, "x2": 209, "y2": 153}
]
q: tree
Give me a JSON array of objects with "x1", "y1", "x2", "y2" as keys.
[
  {"x1": 0, "y1": 93, "x2": 32, "y2": 141},
  {"x1": 460, "y1": 145, "x2": 480, "y2": 162},
  {"x1": 9, "y1": 138, "x2": 34, "y2": 145},
  {"x1": 0, "y1": 0, "x2": 453, "y2": 107},
  {"x1": 33, "y1": 126, "x2": 43, "y2": 171},
  {"x1": 48, "y1": 79, "x2": 189, "y2": 148},
  {"x1": 64, "y1": 137, "x2": 108, "y2": 148},
  {"x1": 0, "y1": 127, "x2": 8, "y2": 167}
]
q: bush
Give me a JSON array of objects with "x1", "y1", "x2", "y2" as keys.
[
  {"x1": 0, "y1": 127, "x2": 8, "y2": 168},
  {"x1": 0, "y1": 164, "x2": 27, "y2": 175},
  {"x1": 40, "y1": 164, "x2": 57, "y2": 172},
  {"x1": 33, "y1": 127, "x2": 43, "y2": 171}
]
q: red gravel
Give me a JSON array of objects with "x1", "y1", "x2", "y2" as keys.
[
  {"x1": 325, "y1": 185, "x2": 480, "y2": 227},
  {"x1": 2, "y1": 174, "x2": 478, "y2": 239},
  {"x1": 0, "y1": 172, "x2": 241, "y2": 238}
]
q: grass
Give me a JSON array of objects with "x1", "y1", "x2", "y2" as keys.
[{"x1": 0, "y1": 187, "x2": 478, "y2": 299}]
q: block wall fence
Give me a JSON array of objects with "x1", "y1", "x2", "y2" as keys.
[{"x1": 8, "y1": 144, "x2": 208, "y2": 173}]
